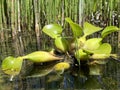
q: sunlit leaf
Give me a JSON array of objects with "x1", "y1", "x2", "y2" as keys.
[
  {"x1": 83, "y1": 22, "x2": 102, "y2": 36},
  {"x1": 1, "y1": 56, "x2": 23, "y2": 76},
  {"x1": 42, "y1": 24, "x2": 63, "y2": 38},
  {"x1": 54, "y1": 62, "x2": 70, "y2": 74},
  {"x1": 86, "y1": 43, "x2": 112, "y2": 54},
  {"x1": 101, "y1": 26, "x2": 119, "y2": 38},
  {"x1": 91, "y1": 43, "x2": 112, "y2": 54},
  {"x1": 55, "y1": 37, "x2": 69, "y2": 53},
  {"x1": 75, "y1": 49, "x2": 88, "y2": 62},
  {"x1": 22, "y1": 51, "x2": 63, "y2": 62},
  {"x1": 83, "y1": 38, "x2": 102, "y2": 51},
  {"x1": 65, "y1": 17, "x2": 83, "y2": 37}
]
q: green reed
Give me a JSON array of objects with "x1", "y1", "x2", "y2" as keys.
[{"x1": 0, "y1": 0, "x2": 119, "y2": 38}]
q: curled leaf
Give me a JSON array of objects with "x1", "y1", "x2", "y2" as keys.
[
  {"x1": 54, "y1": 62, "x2": 70, "y2": 73},
  {"x1": 65, "y1": 17, "x2": 83, "y2": 37},
  {"x1": 75, "y1": 49, "x2": 89, "y2": 62},
  {"x1": 1, "y1": 56, "x2": 23, "y2": 76},
  {"x1": 102, "y1": 26, "x2": 119, "y2": 38},
  {"x1": 90, "y1": 54, "x2": 110, "y2": 60},
  {"x1": 55, "y1": 37, "x2": 69, "y2": 53},
  {"x1": 23, "y1": 51, "x2": 63, "y2": 62}
]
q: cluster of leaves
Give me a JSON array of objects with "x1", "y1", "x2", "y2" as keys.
[
  {"x1": 1, "y1": 17, "x2": 119, "y2": 80},
  {"x1": 42, "y1": 17, "x2": 119, "y2": 75}
]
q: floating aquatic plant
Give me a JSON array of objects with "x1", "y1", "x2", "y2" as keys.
[{"x1": 1, "y1": 17, "x2": 120, "y2": 79}]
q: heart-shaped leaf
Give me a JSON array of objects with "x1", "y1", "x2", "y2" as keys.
[
  {"x1": 83, "y1": 22, "x2": 102, "y2": 36},
  {"x1": 83, "y1": 38, "x2": 102, "y2": 51},
  {"x1": 101, "y1": 26, "x2": 119, "y2": 38},
  {"x1": 91, "y1": 43, "x2": 112, "y2": 54},
  {"x1": 42, "y1": 24, "x2": 63, "y2": 39},
  {"x1": 65, "y1": 18, "x2": 83, "y2": 37},
  {"x1": 1, "y1": 56, "x2": 23, "y2": 76},
  {"x1": 55, "y1": 37, "x2": 69, "y2": 53},
  {"x1": 85, "y1": 43, "x2": 112, "y2": 55}
]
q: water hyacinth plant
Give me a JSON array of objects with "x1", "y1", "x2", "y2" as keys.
[{"x1": 1, "y1": 17, "x2": 120, "y2": 80}]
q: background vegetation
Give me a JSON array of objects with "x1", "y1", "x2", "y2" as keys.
[{"x1": 0, "y1": 0, "x2": 120, "y2": 89}]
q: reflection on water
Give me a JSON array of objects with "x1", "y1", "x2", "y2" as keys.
[{"x1": 0, "y1": 32, "x2": 120, "y2": 90}]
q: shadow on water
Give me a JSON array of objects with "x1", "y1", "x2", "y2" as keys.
[{"x1": 0, "y1": 31, "x2": 120, "y2": 90}]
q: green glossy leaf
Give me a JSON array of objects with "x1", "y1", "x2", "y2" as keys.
[
  {"x1": 87, "y1": 43, "x2": 111, "y2": 54},
  {"x1": 75, "y1": 49, "x2": 88, "y2": 62},
  {"x1": 83, "y1": 22, "x2": 102, "y2": 36},
  {"x1": 65, "y1": 18, "x2": 83, "y2": 37},
  {"x1": 55, "y1": 37, "x2": 69, "y2": 53},
  {"x1": 23, "y1": 51, "x2": 63, "y2": 62},
  {"x1": 1, "y1": 56, "x2": 23, "y2": 76},
  {"x1": 101, "y1": 26, "x2": 119, "y2": 38},
  {"x1": 83, "y1": 38, "x2": 102, "y2": 51},
  {"x1": 54, "y1": 62, "x2": 70, "y2": 73},
  {"x1": 42, "y1": 24, "x2": 63, "y2": 38},
  {"x1": 54, "y1": 62, "x2": 70, "y2": 71},
  {"x1": 91, "y1": 43, "x2": 112, "y2": 54}
]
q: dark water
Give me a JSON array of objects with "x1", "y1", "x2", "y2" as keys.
[{"x1": 0, "y1": 32, "x2": 120, "y2": 90}]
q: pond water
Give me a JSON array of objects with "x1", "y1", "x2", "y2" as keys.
[{"x1": 0, "y1": 32, "x2": 120, "y2": 90}]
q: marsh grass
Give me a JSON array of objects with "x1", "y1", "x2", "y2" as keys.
[{"x1": 0, "y1": 0, "x2": 119, "y2": 48}]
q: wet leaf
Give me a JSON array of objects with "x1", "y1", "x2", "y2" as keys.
[
  {"x1": 83, "y1": 22, "x2": 102, "y2": 36},
  {"x1": 42, "y1": 24, "x2": 63, "y2": 39},
  {"x1": 65, "y1": 17, "x2": 83, "y2": 37},
  {"x1": 91, "y1": 43, "x2": 112, "y2": 54},
  {"x1": 102, "y1": 26, "x2": 119, "y2": 38},
  {"x1": 23, "y1": 51, "x2": 63, "y2": 62},
  {"x1": 54, "y1": 62, "x2": 70, "y2": 74},
  {"x1": 55, "y1": 37, "x2": 69, "y2": 53},
  {"x1": 90, "y1": 54, "x2": 110, "y2": 60},
  {"x1": 83, "y1": 38, "x2": 102, "y2": 51},
  {"x1": 75, "y1": 49, "x2": 89, "y2": 62},
  {"x1": 1, "y1": 56, "x2": 23, "y2": 76}
]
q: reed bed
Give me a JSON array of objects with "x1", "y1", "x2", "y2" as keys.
[
  {"x1": 0, "y1": 0, "x2": 119, "y2": 43},
  {"x1": 0, "y1": 0, "x2": 120, "y2": 36}
]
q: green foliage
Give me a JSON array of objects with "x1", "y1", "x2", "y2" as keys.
[
  {"x1": 1, "y1": 17, "x2": 119, "y2": 79},
  {"x1": 90, "y1": 43, "x2": 112, "y2": 54},
  {"x1": 65, "y1": 18, "x2": 83, "y2": 37},
  {"x1": 83, "y1": 22, "x2": 102, "y2": 36},
  {"x1": 42, "y1": 24, "x2": 63, "y2": 39},
  {"x1": 1, "y1": 56, "x2": 23, "y2": 76},
  {"x1": 55, "y1": 37, "x2": 69, "y2": 53},
  {"x1": 83, "y1": 38, "x2": 102, "y2": 51},
  {"x1": 101, "y1": 26, "x2": 119, "y2": 38},
  {"x1": 22, "y1": 51, "x2": 63, "y2": 62},
  {"x1": 75, "y1": 49, "x2": 89, "y2": 61}
]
